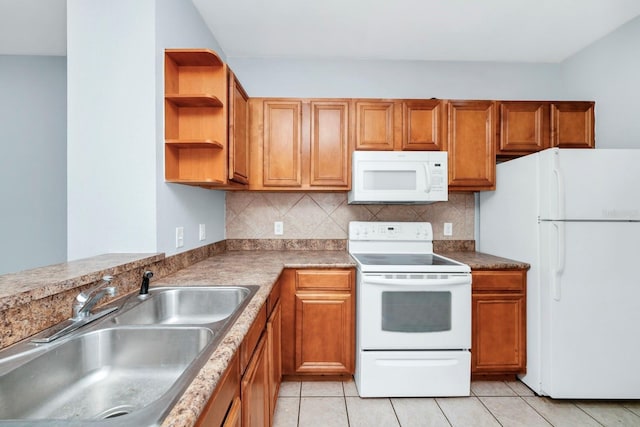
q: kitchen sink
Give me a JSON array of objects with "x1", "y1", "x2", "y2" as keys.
[
  {"x1": 0, "y1": 285, "x2": 260, "y2": 426},
  {"x1": 0, "y1": 327, "x2": 212, "y2": 425},
  {"x1": 113, "y1": 286, "x2": 257, "y2": 326}
]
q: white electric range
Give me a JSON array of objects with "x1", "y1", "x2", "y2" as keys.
[{"x1": 349, "y1": 221, "x2": 472, "y2": 397}]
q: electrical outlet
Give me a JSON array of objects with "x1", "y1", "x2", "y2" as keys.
[
  {"x1": 274, "y1": 221, "x2": 284, "y2": 235},
  {"x1": 175, "y1": 226, "x2": 184, "y2": 248},
  {"x1": 444, "y1": 222, "x2": 453, "y2": 236},
  {"x1": 199, "y1": 224, "x2": 206, "y2": 241}
]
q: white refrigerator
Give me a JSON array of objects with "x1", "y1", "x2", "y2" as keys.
[{"x1": 479, "y1": 148, "x2": 640, "y2": 399}]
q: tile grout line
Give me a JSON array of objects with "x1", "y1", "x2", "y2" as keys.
[
  {"x1": 433, "y1": 398, "x2": 454, "y2": 427},
  {"x1": 387, "y1": 398, "x2": 401, "y2": 426},
  {"x1": 474, "y1": 394, "x2": 505, "y2": 427},
  {"x1": 342, "y1": 381, "x2": 351, "y2": 427},
  {"x1": 513, "y1": 395, "x2": 554, "y2": 427},
  {"x1": 572, "y1": 401, "x2": 616, "y2": 427}
]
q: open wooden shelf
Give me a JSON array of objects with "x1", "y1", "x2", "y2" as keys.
[
  {"x1": 165, "y1": 49, "x2": 223, "y2": 67},
  {"x1": 165, "y1": 94, "x2": 223, "y2": 108},
  {"x1": 164, "y1": 48, "x2": 228, "y2": 184},
  {"x1": 165, "y1": 138, "x2": 224, "y2": 149}
]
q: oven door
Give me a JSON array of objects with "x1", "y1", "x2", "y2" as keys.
[{"x1": 358, "y1": 272, "x2": 471, "y2": 350}]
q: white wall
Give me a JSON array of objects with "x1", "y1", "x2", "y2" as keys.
[
  {"x1": 154, "y1": 0, "x2": 226, "y2": 256},
  {"x1": 228, "y1": 57, "x2": 565, "y2": 100},
  {"x1": 67, "y1": 0, "x2": 157, "y2": 260},
  {"x1": 67, "y1": 0, "x2": 226, "y2": 261},
  {"x1": 561, "y1": 16, "x2": 640, "y2": 148},
  {"x1": 0, "y1": 55, "x2": 67, "y2": 274}
]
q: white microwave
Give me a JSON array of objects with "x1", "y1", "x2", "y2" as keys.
[{"x1": 348, "y1": 151, "x2": 448, "y2": 204}]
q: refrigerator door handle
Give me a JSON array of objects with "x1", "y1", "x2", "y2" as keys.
[
  {"x1": 552, "y1": 153, "x2": 565, "y2": 220},
  {"x1": 552, "y1": 221, "x2": 566, "y2": 301}
]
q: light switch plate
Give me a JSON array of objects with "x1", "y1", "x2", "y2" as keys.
[
  {"x1": 199, "y1": 224, "x2": 206, "y2": 241},
  {"x1": 444, "y1": 222, "x2": 453, "y2": 236},
  {"x1": 176, "y1": 226, "x2": 184, "y2": 248},
  {"x1": 274, "y1": 221, "x2": 284, "y2": 235}
]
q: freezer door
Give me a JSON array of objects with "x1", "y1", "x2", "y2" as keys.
[
  {"x1": 538, "y1": 148, "x2": 640, "y2": 221},
  {"x1": 539, "y1": 220, "x2": 640, "y2": 398}
]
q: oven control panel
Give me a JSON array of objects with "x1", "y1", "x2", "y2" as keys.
[{"x1": 349, "y1": 221, "x2": 433, "y2": 241}]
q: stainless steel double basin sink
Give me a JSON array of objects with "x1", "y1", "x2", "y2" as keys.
[{"x1": 0, "y1": 285, "x2": 259, "y2": 426}]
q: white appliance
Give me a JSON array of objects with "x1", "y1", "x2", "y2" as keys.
[
  {"x1": 349, "y1": 221, "x2": 471, "y2": 397},
  {"x1": 348, "y1": 151, "x2": 448, "y2": 204},
  {"x1": 479, "y1": 147, "x2": 640, "y2": 399}
]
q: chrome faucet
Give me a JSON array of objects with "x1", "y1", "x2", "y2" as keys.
[
  {"x1": 31, "y1": 275, "x2": 119, "y2": 343},
  {"x1": 72, "y1": 275, "x2": 117, "y2": 319}
]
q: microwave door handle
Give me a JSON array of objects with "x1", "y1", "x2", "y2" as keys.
[
  {"x1": 364, "y1": 276, "x2": 470, "y2": 287},
  {"x1": 423, "y1": 163, "x2": 432, "y2": 193}
]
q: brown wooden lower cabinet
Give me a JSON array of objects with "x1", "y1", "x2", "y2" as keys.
[
  {"x1": 267, "y1": 300, "x2": 282, "y2": 422},
  {"x1": 222, "y1": 396, "x2": 241, "y2": 427},
  {"x1": 471, "y1": 269, "x2": 527, "y2": 377},
  {"x1": 195, "y1": 353, "x2": 240, "y2": 427},
  {"x1": 281, "y1": 268, "x2": 356, "y2": 377},
  {"x1": 196, "y1": 281, "x2": 282, "y2": 427},
  {"x1": 242, "y1": 334, "x2": 270, "y2": 427}
]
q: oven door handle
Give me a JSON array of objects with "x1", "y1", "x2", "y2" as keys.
[{"x1": 363, "y1": 276, "x2": 470, "y2": 287}]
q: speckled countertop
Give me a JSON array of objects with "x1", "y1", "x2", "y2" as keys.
[
  {"x1": 440, "y1": 251, "x2": 530, "y2": 270},
  {"x1": 0, "y1": 247, "x2": 527, "y2": 427},
  {"x1": 0, "y1": 253, "x2": 164, "y2": 311},
  {"x1": 157, "y1": 250, "x2": 355, "y2": 427}
]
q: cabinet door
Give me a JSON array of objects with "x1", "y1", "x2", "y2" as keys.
[
  {"x1": 472, "y1": 294, "x2": 526, "y2": 373},
  {"x1": 222, "y1": 396, "x2": 242, "y2": 427},
  {"x1": 497, "y1": 101, "x2": 550, "y2": 156},
  {"x1": 294, "y1": 292, "x2": 354, "y2": 374},
  {"x1": 267, "y1": 300, "x2": 282, "y2": 423},
  {"x1": 263, "y1": 101, "x2": 303, "y2": 187},
  {"x1": 310, "y1": 101, "x2": 350, "y2": 187},
  {"x1": 355, "y1": 101, "x2": 397, "y2": 150},
  {"x1": 241, "y1": 334, "x2": 270, "y2": 427},
  {"x1": 445, "y1": 100, "x2": 496, "y2": 191},
  {"x1": 195, "y1": 353, "x2": 240, "y2": 427},
  {"x1": 228, "y1": 70, "x2": 250, "y2": 184},
  {"x1": 402, "y1": 100, "x2": 443, "y2": 150},
  {"x1": 551, "y1": 102, "x2": 595, "y2": 148}
]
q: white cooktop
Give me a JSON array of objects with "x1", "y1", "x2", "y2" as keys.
[{"x1": 348, "y1": 222, "x2": 470, "y2": 274}]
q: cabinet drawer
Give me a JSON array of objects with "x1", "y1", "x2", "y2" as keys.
[
  {"x1": 472, "y1": 270, "x2": 526, "y2": 292},
  {"x1": 241, "y1": 305, "x2": 267, "y2": 373},
  {"x1": 296, "y1": 269, "x2": 353, "y2": 291}
]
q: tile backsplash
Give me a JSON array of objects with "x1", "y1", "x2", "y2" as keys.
[{"x1": 226, "y1": 192, "x2": 475, "y2": 240}]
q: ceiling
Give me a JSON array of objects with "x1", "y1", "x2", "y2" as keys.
[{"x1": 1, "y1": 0, "x2": 640, "y2": 62}]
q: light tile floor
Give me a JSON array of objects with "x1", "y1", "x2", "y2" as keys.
[{"x1": 274, "y1": 380, "x2": 640, "y2": 427}]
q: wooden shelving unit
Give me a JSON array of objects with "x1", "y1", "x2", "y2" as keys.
[{"x1": 164, "y1": 49, "x2": 228, "y2": 184}]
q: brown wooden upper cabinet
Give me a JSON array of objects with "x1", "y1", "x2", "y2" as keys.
[
  {"x1": 249, "y1": 98, "x2": 351, "y2": 191},
  {"x1": 444, "y1": 100, "x2": 497, "y2": 191},
  {"x1": 402, "y1": 99, "x2": 443, "y2": 150},
  {"x1": 228, "y1": 70, "x2": 250, "y2": 185},
  {"x1": 551, "y1": 101, "x2": 595, "y2": 149},
  {"x1": 310, "y1": 101, "x2": 350, "y2": 187},
  {"x1": 497, "y1": 101, "x2": 550, "y2": 157},
  {"x1": 497, "y1": 101, "x2": 595, "y2": 157},
  {"x1": 354, "y1": 100, "x2": 398, "y2": 150},
  {"x1": 261, "y1": 100, "x2": 303, "y2": 187},
  {"x1": 354, "y1": 99, "x2": 443, "y2": 151},
  {"x1": 163, "y1": 49, "x2": 249, "y2": 188}
]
